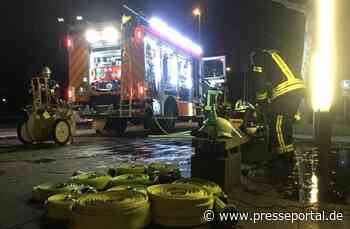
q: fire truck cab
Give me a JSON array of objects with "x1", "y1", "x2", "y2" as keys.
[{"x1": 68, "y1": 15, "x2": 203, "y2": 134}]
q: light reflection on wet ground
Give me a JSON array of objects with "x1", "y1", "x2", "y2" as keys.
[
  {"x1": 284, "y1": 142, "x2": 350, "y2": 205},
  {"x1": 0, "y1": 136, "x2": 194, "y2": 228},
  {"x1": 1, "y1": 134, "x2": 350, "y2": 228}
]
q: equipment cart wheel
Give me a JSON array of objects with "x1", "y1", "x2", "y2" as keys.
[
  {"x1": 17, "y1": 121, "x2": 32, "y2": 144},
  {"x1": 52, "y1": 119, "x2": 71, "y2": 145}
]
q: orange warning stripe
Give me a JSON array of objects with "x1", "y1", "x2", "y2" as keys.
[{"x1": 68, "y1": 38, "x2": 88, "y2": 89}]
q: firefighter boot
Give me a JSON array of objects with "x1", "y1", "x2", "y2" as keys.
[{"x1": 274, "y1": 151, "x2": 299, "y2": 189}]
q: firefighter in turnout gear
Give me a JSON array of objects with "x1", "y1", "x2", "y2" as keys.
[
  {"x1": 250, "y1": 49, "x2": 305, "y2": 184},
  {"x1": 39, "y1": 67, "x2": 60, "y2": 104}
]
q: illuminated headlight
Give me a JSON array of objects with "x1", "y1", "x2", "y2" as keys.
[
  {"x1": 85, "y1": 29, "x2": 100, "y2": 43},
  {"x1": 102, "y1": 27, "x2": 119, "y2": 42},
  {"x1": 152, "y1": 99, "x2": 161, "y2": 115}
]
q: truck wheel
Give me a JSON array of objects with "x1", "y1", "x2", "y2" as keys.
[
  {"x1": 106, "y1": 119, "x2": 127, "y2": 136},
  {"x1": 17, "y1": 121, "x2": 32, "y2": 144},
  {"x1": 53, "y1": 119, "x2": 71, "y2": 145},
  {"x1": 143, "y1": 109, "x2": 153, "y2": 130},
  {"x1": 160, "y1": 103, "x2": 177, "y2": 133}
]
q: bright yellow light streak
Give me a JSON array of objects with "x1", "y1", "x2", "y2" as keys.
[
  {"x1": 309, "y1": 174, "x2": 319, "y2": 204},
  {"x1": 312, "y1": 0, "x2": 335, "y2": 112}
]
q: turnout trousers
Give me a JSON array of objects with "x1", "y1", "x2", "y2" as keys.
[{"x1": 269, "y1": 90, "x2": 303, "y2": 154}]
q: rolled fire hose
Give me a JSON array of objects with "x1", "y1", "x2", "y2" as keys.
[
  {"x1": 147, "y1": 184, "x2": 214, "y2": 227},
  {"x1": 107, "y1": 184, "x2": 148, "y2": 195},
  {"x1": 70, "y1": 172, "x2": 111, "y2": 191},
  {"x1": 32, "y1": 182, "x2": 88, "y2": 203},
  {"x1": 213, "y1": 196, "x2": 239, "y2": 226},
  {"x1": 46, "y1": 193, "x2": 79, "y2": 220},
  {"x1": 148, "y1": 162, "x2": 181, "y2": 183},
  {"x1": 173, "y1": 178, "x2": 234, "y2": 224},
  {"x1": 108, "y1": 163, "x2": 147, "y2": 177},
  {"x1": 71, "y1": 190, "x2": 151, "y2": 229},
  {"x1": 109, "y1": 174, "x2": 151, "y2": 187},
  {"x1": 173, "y1": 178, "x2": 223, "y2": 196}
]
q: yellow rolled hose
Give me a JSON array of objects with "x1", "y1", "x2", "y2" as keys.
[
  {"x1": 71, "y1": 190, "x2": 151, "y2": 229},
  {"x1": 70, "y1": 172, "x2": 111, "y2": 191},
  {"x1": 148, "y1": 162, "x2": 181, "y2": 183},
  {"x1": 147, "y1": 184, "x2": 214, "y2": 227},
  {"x1": 32, "y1": 182, "x2": 86, "y2": 203},
  {"x1": 109, "y1": 174, "x2": 151, "y2": 187},
  {"x1": 173, "y1": 178, "x2": 223, "y2": 196},
  {"x1": 107, "y1": 184, "x2": 148, "y2": 195},
  {"x1": 108, "y1": 163, "x2": 147, "y2": 176},
  {"x1": 46, "y1": 193, "x2": 79, "y2": 220}
]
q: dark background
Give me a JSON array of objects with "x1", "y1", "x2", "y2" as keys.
[{"x1": 0, "y1": 0, "x2": 306, "y2": 116}]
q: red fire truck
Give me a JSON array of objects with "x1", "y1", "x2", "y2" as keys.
[{"x1": 67, "y1": 13, "x2": 203, "y2": 134}]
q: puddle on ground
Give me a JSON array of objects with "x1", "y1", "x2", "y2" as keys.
[
  {"x1": 240, "y1": 141, "x2": 350, "y2": 206},
  {"x1": 280, "y1": 144, "x2": 350, "y2": 205}
]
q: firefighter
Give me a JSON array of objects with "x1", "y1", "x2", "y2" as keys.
[
  {"x1": 40, "y1": 67, "x2": 59, "y2": 91},
  {"x1": 39, "y1": 66, "x2": 60, "y2": 104},
  {"x1": 250, "y1": 49, "x2": 305, "y2": 184}
]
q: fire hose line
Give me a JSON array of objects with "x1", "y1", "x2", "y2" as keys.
[
  {"x1": 71, "y1": 190, "x2": 151, "y2": 229},
  {"x1": 148, "y1": 130, "x2": 192, "y2": 138},
  {"x1": 147, "y1": 184, "x2": 215, "y2": 227},
  {"x1": 70, "y1": 172, "x2": 112, "y2": 191},
  {"x1": 153, "y1": 116, "x2": 170, "y2": 135},
  {"x1": 32, "y1": 182, "x2": 88, "y2": 203},
  {"x1": 109, "y1": 174, "x2": 151, "y2": 187}
]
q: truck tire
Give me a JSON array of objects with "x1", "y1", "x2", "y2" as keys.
[
  {"x1": 105, "y1": 118, "x2": 127, "y2": 136},
  {"x1": 161, "y1": 100, "x2": 178, "y2": 133},
  {"x1": 143, "y1": 109, "x2": 153, "y2": 130}
]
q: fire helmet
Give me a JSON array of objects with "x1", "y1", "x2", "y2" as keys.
[{"x1": 40, "y1": 67, "x2": 52, "y2": 77}]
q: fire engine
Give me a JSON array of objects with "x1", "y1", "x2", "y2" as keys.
[{"x1": 67, "y1": 11, "x2": 204, "y2": 134}]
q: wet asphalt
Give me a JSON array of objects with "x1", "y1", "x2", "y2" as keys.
[
  {"x1": 0, "y1": 129, "x2": 194, "y2": 229},
  {"x1": 1, "y1": 127, "x2": 350, "y2": 229}
]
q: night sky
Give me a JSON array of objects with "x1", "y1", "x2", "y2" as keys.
[{"x1": 1, "y1": 0, "x2": 305, "y2": 114}]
